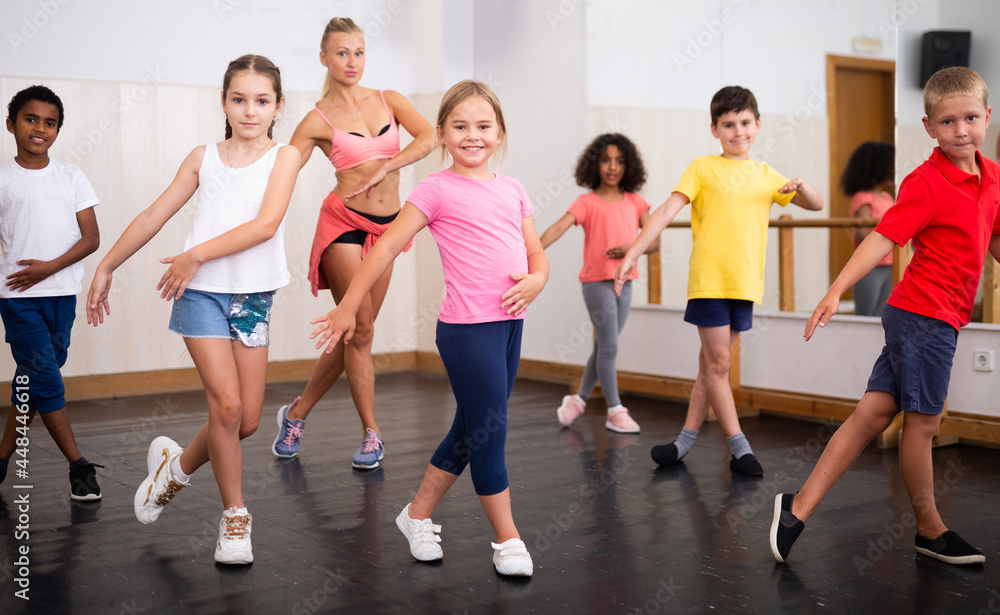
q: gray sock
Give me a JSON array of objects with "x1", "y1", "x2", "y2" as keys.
[
  {"x1": 674, "y1": 427, "x2": 699, "y2": 459},
  {"x1": 727, "y1": 432, "x2": 753, "y2": 459}
]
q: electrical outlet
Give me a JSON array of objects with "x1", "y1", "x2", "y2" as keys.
[{"x1": 973, "y1": 350, "x2": 994, "y2": 372}]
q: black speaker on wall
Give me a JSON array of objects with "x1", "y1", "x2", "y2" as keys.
[{"x1": 920, "y1": 30, "x2": 971, "y2": 87}]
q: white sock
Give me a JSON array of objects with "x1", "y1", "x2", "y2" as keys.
[
  {"x1": 170, "y1": 456, "x2": 191, "y2": 484},
  {"x1": 224, "y1": 506, "x2": 249, "y2": 517},
  {"x1": 607, "y1": 404, "x2": 625, "y2": 414}
]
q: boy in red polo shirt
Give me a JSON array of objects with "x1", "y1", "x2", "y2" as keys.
[{"x1": 770, "y1": 67, "x2": 1000, "y2": 565}]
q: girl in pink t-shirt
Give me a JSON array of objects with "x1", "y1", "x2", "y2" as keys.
[
  {"x1": 310, "y1": 80, "x2": 547, "y2": 577},
  {"x1": 841, "y1": 141, "x2": 895, "y2": 316},
  {"x1": 539, "y1": 133, "x2": 655, "y2": 433}
]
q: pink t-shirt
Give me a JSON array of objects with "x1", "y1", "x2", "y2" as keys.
[
  {"x1": 568, "y1": 192, "x2": 650, "y2": 283},
  {"x1": 407, "y1": 169, "x2": 534, "y2": 324},
  {"x1": 849, "y1": 189, "x2": 894, "y2": 267}
]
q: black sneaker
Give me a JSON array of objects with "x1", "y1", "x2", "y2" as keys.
[
  {"x1": 915, "y1": 530, "x2": 985, "y2": 565},
  {"x1": 730, "y1": 453, "x2": 764, "y2": 476},
  {"x1": 0, "y1": 457, "x2": 7, "y2": 485},
  {"x1": 770, "y1": 493, "x2": 804, "y2": 563},
  {"x1": 650, "y1": 442, "x2": 681, "y2": 466},
  {"x1": 69, "y1": 462, "x2": 104, "y2": 501}
]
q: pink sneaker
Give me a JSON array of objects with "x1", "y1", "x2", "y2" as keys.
[
  {"x1": 605, "y1": 407, "x2": 640, "y2": 434},
  {"x1": 557, "y1": 395, "x2": 586, "y2": 427}
]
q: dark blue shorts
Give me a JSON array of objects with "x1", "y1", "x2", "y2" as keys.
[
  {"x1": 0, "y1": 296, "x2": 76, "y2": 413},
  {"x1": 866, "y1": 304, "x2": 957, "y2": 415},
  {"x1": 684, "y1": 298, "x2": 754, "y2": 332}
]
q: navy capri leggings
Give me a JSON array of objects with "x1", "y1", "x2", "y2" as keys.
[{"x1": 430, "y1": 319, "x2": 522, "y2": 496}]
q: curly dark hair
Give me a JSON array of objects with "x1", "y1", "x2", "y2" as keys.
[
  {"x1": 710, "y1": 86, "x2": 759, "y2": 125},
  {"x1": 7, "y1": 85, "x2": 64, "y2": 131},
  {"x1": 574, "y1": 133, "x2": 647, "y2": 193},
  {"x1": 839, "y1": 141, "x2": 894, "y2": 195}
]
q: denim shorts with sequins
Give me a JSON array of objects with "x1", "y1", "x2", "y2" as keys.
[{"x1": 168, "y1": 289, "x2": 275, "y2": 347}]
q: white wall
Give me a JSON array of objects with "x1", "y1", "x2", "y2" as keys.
[
  {"x1": 0, "y1": 0, "x2": 440, "y2": 378},
  {"x1": 2, "y1": 0, "x2": 421, "y2": 94}
]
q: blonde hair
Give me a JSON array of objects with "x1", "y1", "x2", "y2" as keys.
[
  {"x1": 318, "y1": 17, "x2": 363, "y2": 103},
  {"x1": 436, "y1": 80, "x2": 508, "y2": 164},
  {"x1": 923, "y1": 66, "x2": 989, "y2": 117}
]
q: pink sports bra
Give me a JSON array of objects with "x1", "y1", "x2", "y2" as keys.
[{"x1": 313, "y1": 90, "x2": 401, "y2": 170}]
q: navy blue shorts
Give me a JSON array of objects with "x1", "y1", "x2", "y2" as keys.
[
  {"x1": 0, "y1": 296, "x2": 76, "y2": 413},
  {"x1": 866, "y1": 305, "x2": 957, "y2": 415},
  {"x1": 684, "y1": 298, "x2": 753, "y2": 332}
]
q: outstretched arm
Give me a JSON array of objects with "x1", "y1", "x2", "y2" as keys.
[
  {"x1": 155, "y1": 145, "x2": 299, "y2": 300},
  {"x1": 6, "y1": 207, "x2": 99, "y2": 293},
  {"x1": 804, "y1": 231, "x2": 895, "y2": 340},
  {"x1": 614, "y1": 192, "x2": 689, "y2": 294},
  {"x1": 502, "y1": 216, "x2": 549, "y2": 316},
  {"x1": 539, "y1": 212, "x2": 576, "y2": 249},
  {"x1": 343, "y1": 91, "x2": 436, "y2": 201},
  {"x1": 782, "y1": 178, "x2": 824, "y2": 211},
  {"x1": 311, "y1": 203, "x2": 429, "y2": 351},
  {"x1": 87, "y1": 146, "x2": 203, "y2": 325}
]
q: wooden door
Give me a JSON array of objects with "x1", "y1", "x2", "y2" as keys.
[{"x1": 826, "y1": 55, "x2": 895, "y2": 288}]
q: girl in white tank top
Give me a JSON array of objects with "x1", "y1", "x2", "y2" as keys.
[{"x1": 85, "y1": 55, "x2": 300, "y2": 565}]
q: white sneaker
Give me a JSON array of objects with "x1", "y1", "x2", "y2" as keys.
[
  {"x1": 395, "y1": 503, "x2": 443, "y2": 561},
  {"x1": 215, "y1": 508, "x2": 253, "y2": 564},
  {"x1": 492, "y1": 538, "x2": 533, "y2": 576},
  {"x1": 134, "y1": 436, "x2": 188, "y2": 525}
]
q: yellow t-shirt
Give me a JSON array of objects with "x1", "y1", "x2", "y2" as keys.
[{"x1": 673, "y1": 156, "x2": 794, "y2": 303}]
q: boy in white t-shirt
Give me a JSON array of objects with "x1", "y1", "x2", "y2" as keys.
[{"x1": 0, "y1": 85, "x2": 102, "y2": 500}]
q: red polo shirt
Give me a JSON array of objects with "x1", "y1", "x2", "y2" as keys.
[{"x1": 876, "y1": 147, "x2": 1000, "y2": 330}]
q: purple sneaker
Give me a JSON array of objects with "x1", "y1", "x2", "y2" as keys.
[
  {"x1": 272, "y1": 397, "x2": 305, "y2": 458},
  {"x1": 352, "y1": 428, "x2": 384, "y2": 470}
]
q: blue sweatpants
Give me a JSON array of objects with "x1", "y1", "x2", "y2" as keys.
[{"x1": 430, "y1": 319, "x2": 522, "y2": 496}]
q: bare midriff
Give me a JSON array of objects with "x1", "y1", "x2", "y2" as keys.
[{"x1": 332, "y1": 158, "x2": 401, "y2": 217}]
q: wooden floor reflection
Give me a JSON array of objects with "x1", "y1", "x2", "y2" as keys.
[{"x1": 1, "y1": 371, "x2": 997, "y2": 614}]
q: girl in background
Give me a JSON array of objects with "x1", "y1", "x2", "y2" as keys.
[
  {"x1": 87, "y1": 55, "x2": 298, "y2": 565},
  {"x1": 539, "y1": 133, "x2": 655, "y2": 434},
  {"x1": 842, "y1": 141, "x2": 895, "y2": 317},
  {"x1": 310, "y1": 81, "x2": 547, "y2": 576}
]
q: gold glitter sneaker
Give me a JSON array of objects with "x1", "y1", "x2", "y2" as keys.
[{"x1": 134, "y1": 436, "x2": 188, "y2": 525}]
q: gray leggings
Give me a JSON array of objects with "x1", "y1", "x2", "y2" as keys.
[
  {"x1": 578, "y1": 280, "x2": 632, "y2": 407},
  {"x1": 853, "y1": 265, "x2": 893, "y2": 317}
]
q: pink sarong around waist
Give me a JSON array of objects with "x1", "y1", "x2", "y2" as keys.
[{"x1": 308, "y1": 192, "x2": 412, "y2": 296}]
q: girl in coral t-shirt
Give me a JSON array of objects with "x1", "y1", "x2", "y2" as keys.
[
  {"x1": 842, "y1": 141, "x2": 895, "y2": 316},
  {"x1": 539, "y1": 133, "x2": 655, "y2": 434}
]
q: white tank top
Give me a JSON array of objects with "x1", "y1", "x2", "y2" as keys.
[{"x1": 184, "y1": 142, "x2": 290, "y2": 293}]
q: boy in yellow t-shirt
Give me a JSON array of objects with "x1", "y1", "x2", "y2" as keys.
[{"x1": 615, "y1": 86, "x2": 823, "y2": 476}]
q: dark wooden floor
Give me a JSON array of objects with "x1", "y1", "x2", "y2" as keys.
[{"x1": 1, "y1": 371, "x2": 998, "y2": 614}]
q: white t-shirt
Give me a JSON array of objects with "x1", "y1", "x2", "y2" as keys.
[
  {"x1": 184, "y1": 142, "x2": 290, "y2": 293},
  {"x1": 0, "y1": 158, "x2": 99, "y2": 298}
]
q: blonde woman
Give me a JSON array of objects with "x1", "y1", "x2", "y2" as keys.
[{"x1": 272, "y1": 17, "x2": 435, "y2": 469}]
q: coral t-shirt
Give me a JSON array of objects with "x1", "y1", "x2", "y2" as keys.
[
  {"x1": 567, "y1": 192, "x2": 650, "y2": 283},
  {"x1": 849, "y1": 190, "x2": 894, "y2": 267},
  {"x1": 876, "y1": 148, "x2": 1000, "y2": 330},
  {"x1": 407, "y1": 169, "x2": 533, "y2": 324}
]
